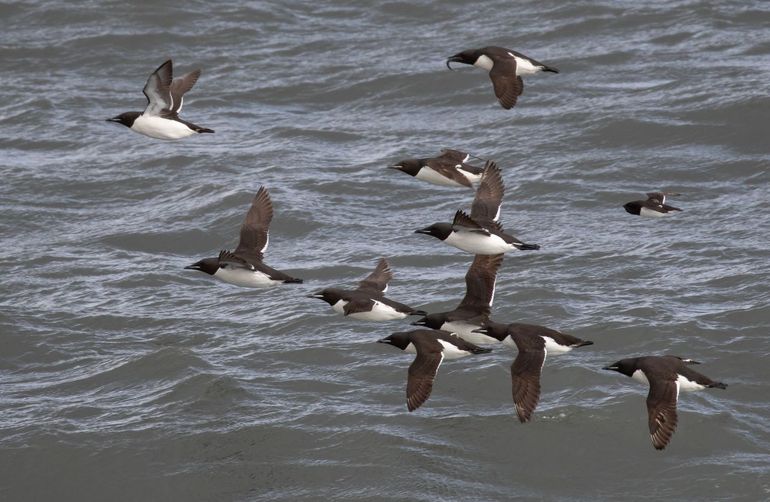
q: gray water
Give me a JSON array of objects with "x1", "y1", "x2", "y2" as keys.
[{"x1": 1, "y1": 0, "x2": 769, "y2": 500}]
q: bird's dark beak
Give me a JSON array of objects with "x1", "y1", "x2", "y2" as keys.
[
  {"x1": 446, "y1": 55, "x2": 463, "y2": 70},
  {"x1": 377, "y1": 338, "x2": 391, "y2": 344},
  {"x1": 106, "y1": 117, "x2": 121, "y2": 123},
  {"x1": 184, "y1": 263, "x2": 201, "y2": 271},
  {"x1": 411, "y1": 318, "x2": 428, "y2": 326},
  {"x1": 307, "y1": 292, "x2": 325, "y2": 299},
  {"x1": 389, "y1": 165, "x2": 403, "y2": 170},
  {"x1": 414, "y1": 228, "x2": 431, "y2": 235},
  {"x1": 602, "y1": 366, "x2": 618, "y2": 371}
]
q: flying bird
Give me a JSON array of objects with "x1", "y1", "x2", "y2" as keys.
[
  {"x1": 624, "y1": 192, "x2": 682, "y2": 217},
  {"x1": 185, "y1": 187, "x2": 302, "y2": 287},
  {"x1": 108, "y1": 59, "x2": 214, "y2": 140},
  {"x1": 446, "y1": 46, "x2": 558, "y2": 109},
  {"x1": 603, "y1": 355, "x2": 727, "y2": 450},
  {"x1": 310, "y1": 258, "x2": 426, "y2": 321}
]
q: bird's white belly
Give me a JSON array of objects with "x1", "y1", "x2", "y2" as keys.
[
  {"x1": 347, "y1": 300, "x2": 407, "y2": 321},
  {"x1": 542, "y1": 336, "x2": 571, "y2": 354},
  {"x1": 511, "y1": 55, "x2": 540, "y2": 76},
  {"x1": 639, "y1": 207, "x2": 667, "y2": 218},
  {"x1": 631, "y1": 369, "x2": 650, "y2": 385},
  {"x1": 437, "y1": 339, "x2": 470, "y2": 359},
  {"x1": 331, "y1": 300, "x2": 347, "y2": 314},
  {"x1": 677, "y1": 374, "x2": 706, "y2": 392},
  {"x1": 415, "y1": 167, "x2": 465, "y2": 187},
  {"x1": 214, "y1": 268, "x2": 279, "y2": 288},
  {"x1": 457, "y1": 169, "x2": 481, "y2": 184},
  {"x1": 133, "y1": 115, "x2": 196, "y2": 140},
  {"x1": 444, "y1": 321, "x2": 492, "y2": 344},
  {"x1": 445, "y1": 231, "x2": 512, "y2": 255}
]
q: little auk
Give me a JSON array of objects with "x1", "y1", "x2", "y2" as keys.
[
  {"x1": 108, "y1": 59, "x2": 214, "y2": 140},
  {"x1": 185, "y1": 187, "x2": 302, "y2": 287},
  {"x1": 603, "y1": 355, "x2": 726, "y2": 450},
  {"x1": 378, "y1": 329, "x2": 492, "y2": 411}
]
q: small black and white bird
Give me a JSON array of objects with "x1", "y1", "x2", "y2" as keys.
[
  {"x1": 378, "y1": 329, "x2": 492, "y2": 411},
  {"x1": 623, "y1": 192, "x2": 682, "y2": 217},
  {"x1": 446, "y1": 46, "x2": 559, "y2": 109},
  {"x1": 412, "y1": 254, "x2": 503, "y2": 342},
  {"x1": 415, "y1": 161, "x2": 540, "y2": 254},
  {"x1": 603, "y1": 355, "x2": 727, "y2": 450},
  {"x1": 390, "y1": 149, "x2": 484, "y2": 188},
  {"x1": 185, "y1": 187, "x2": 302, "y2": 287},
  {"x1": 473, "y1": 321, "x2": 593, "y2": 422},
  {"x1": 108, "y1": 59, "x2": 214, "y2": 140},
  {"x1": 310, "y1": 258, "x2": 426, "y2": 321}
]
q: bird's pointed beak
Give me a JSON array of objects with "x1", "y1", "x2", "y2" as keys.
[
  {"x1": 307, "y1": 292, "x2": 325, "y2": 299},
  {"x1": 411, "y1": 318, "x2": 427, "y2": 326},
  {"x1": 602, "y1": 366, "x2": 618, "y2": 371},
  {"x1": 377, "y1": 338, "x2": 391, "y2": 344},
  {"x1": 446, "y1": 55, "x2": 463, "y2": 70},
  {"x1": 106, "y1": 117, "x2": 121, "y2": 123},
  {"x1": 184, "y1": 263, "x2": 201, "y2": 270},
  {"x1": 414, "y1": 228, "x2": 431, "y2": 235},
  {"x1": 389, "y1": 165, "x2": 403, "y2": 170}
]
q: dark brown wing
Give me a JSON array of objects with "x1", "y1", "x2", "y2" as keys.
[
  {"x1": 452, "y1": 210, "x2": 490, "y2": 234},
  {"x1": 406, "y1": 336, "x2": 444, "y2": 412},
  {"x1": 437, "y1": 149, "x2": 470, "y2": 163},
  {"x1": 357, "y1": 258, "x2": 393, "y2": 293},
  {"x1": 218, "y1": 250, "x2": 252, "y2": 270},
  {"x1": 234, "y1": 187, "x2": 273, "y2": 263},
  {"x1": 470, "y1": 161, "x2": 504, "y2": 226},
  {"x1": 457, "y1": 254, "x2": 503, "y2": 312},
  {"x1": 510, "y1": 348, "x2": 546, "y2": 423},
  {"x1": 142, "y1": 59, "x2": 173, "y2": 116},
  {"x1": 489, "y1": 57, "x2": 523, "y2": 110},
  {"x1": 646, "y1": 377, "x2": 679, "y2": 450},
  {"x1": 343, "y1": 297, "x2": 376, "y2": 316},
  {"x1": 169, "y1": 69, "x2": 201, "y2": 114},
  {"x1": 424, "y1": 158, "x2": 473, "y2": 187}
]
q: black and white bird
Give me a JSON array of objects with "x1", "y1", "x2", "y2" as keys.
[
  {"x1": 412, "y1": 254, "x2": 503, "y2": 342},
  {"x1": 603, "y1": 356, "x2": 727, "y2": 450},
  {"x1": 473, "y1": 321, "x2": 593, "y2": 422},
  {"x1": 415, "y1": 161, "x2": 540, "y2": 254},
  {"x1": 390, "y1": 149, "x2": 484, "y2": 188},
  {"x1": 446, "y1": 46, "x2": 559, "y2": 109},
  {"x1": 310, "y1": 258, "x2": 426, "y2": 321},
  {"x1": 108, "y1": 59, "x2": 214, "y2": 140},
  {"x1": 185, "y1": 187, "x2": 302, "y2": 287},
  {"x1": 378, "y1": 329, "x2": 492, "y2": 411},
  {"x1": 624, "y1": 192, "x2": 682, "y2": 217}
]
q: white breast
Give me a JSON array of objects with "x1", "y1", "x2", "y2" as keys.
[
  {"x1": 473, "y1": 54, "x2": 494, "y2": 71},
  {"x1": 631, "y1": 369, "x2": 650, "y2": 385},
  {"x1": 347, "y1": 300, "x2": 407, "y2": 321},
  {"x1": 213, "y1": 267, "x2": 281, "y2": 288},
  {"x1": 639, "y1": 207, "x2": 667, "y2": 218},
  {"x1": 445, "y1": 231, "x2": 513, "y2": 255},
  {"x1": 437, "y1": 339, "x2": 471, "y2": 360},
  {"x1": 415, "y1": 167, "x2": 465, "y2": 187},
  {"x1": 132, "y1": 115, "x2": 196, "y2": 140},
  {"x1": 404, "y1": 342, "x2": 417, "y2": 354},
  {"x1": 331, "y1": 299, "x2": 347, "y2": 314}
]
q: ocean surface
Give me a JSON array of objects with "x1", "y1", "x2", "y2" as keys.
[{"x1": 1, "y1": 0, "x2": 769, "y2": 500}]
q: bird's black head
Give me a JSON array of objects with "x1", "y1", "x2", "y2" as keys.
[
  {"x1": 308, "y1": 288, "x2": 343, "y2": 306},
  {"x1": 472, "y1": 319, "x2": 509, "y2": 342},
  {"x1": 411, "y1": 313, "x2": 442, "y2": 328},
  {"x1": 446, "y1": 49, "x2": 481, "y2": 70},
  {"x1": 623, "y1": 201, "x2": 642, "y2": 215},
  {"x1": 602, "y1": 357, "x2": 639, "y2": 377},
  {"x1": 414, "y1": 222, "x2": 453, "y2": 241},
  {"x1": 107, "y1": 111, "x2": 141, "y2": 128},
  {"x1": 389, "y1": 159, "x2": 422, "y2": 177},
  {"x1": 377, "y1": 331, "x2": 411, "y2": 351},
  {"x1": 185, "y1": 257, "x2": 219, "y2": 276}
]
